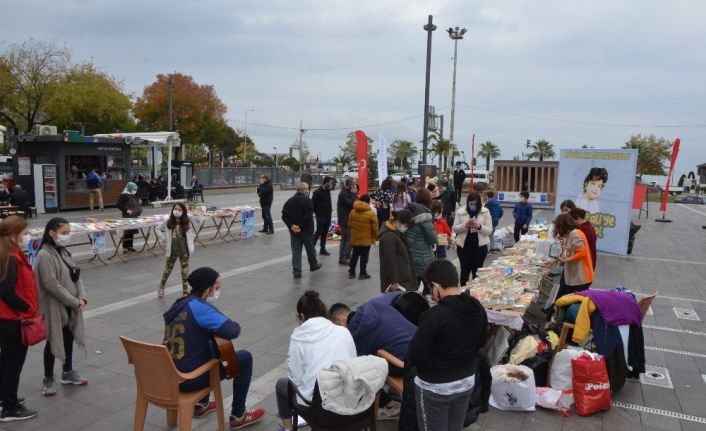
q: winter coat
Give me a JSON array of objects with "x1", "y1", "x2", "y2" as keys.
[
  {"x1": 116, "y1": 193, "x2": 141, "y2": 218},
  {"x1": 156, "y1": 221, "x2": 195, "y2": 257},
  {"x1": 35, "y1": 246, "x2": 87, "y2": 361},
  {"x1": 85, "y1": 171, "x2": 102, "y2": 190},
  {"x1": 439, "y1": 188, "x2": 456, "y2": 217},
  {"x1": 336, "y1": 188, "x2": 357, "y2": 227},
  {"x1": 433, "y1": 216, "x2": 452, "y2": 244},
  {"x1": 453, "y1": 168, "x2": 466, "y2": 187},
  {"x1": 349, "y1": 201, "x2": 378, "y2": 247},
  {"x1": 453, "y1": 206, "x2": 493, "y2": 248},
  {"x1": 282, "y1": 192, "x2": 315, "y2": 233},
  {"x1": 404, "y1": 203, "x2": 437, "y2": 277},
  {"x1": 256, "y1": 180, "x2": 274, "y2": 207},
  {"x1": 317, "y1": 355, "x2": 388, "y2": 415},
  {"x1": 0, "y1": 248, "x2": 38, "y2": 320},
  {"x1": 484, "y1": 198, "x2": 504, "y2": 227},
  {"x1": 378, "y1": 221, "x2": 417, "y2": 293},
  {"x1": 288, "y1": 317, "x2": 357, "y2": 402},
  {"x1": 513, "y1": 202, "x2": 533, "y2": 226},
  {"x1": 311, "y1": 186, "x2": 333, "y2": 218}
]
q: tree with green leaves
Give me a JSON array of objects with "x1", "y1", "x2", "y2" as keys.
[
  {"x1": 623, "y1": 134, "x2": 672, "y2": 177},
  {"x1": 477, "y1": 140, "x2": 501, "y2": 172},
  {"x1": 0, "y1": 39, "x2": 70, "y2": 133},
  {"x1": 332, "y1": 155, "x2": 353, "y2": 171},
  {"x1": 44, "y1": 62, "x2": 135, "y2": 135},
  {"x1": 388, "y1": 139, "x2": 417, "y2": 170},
  {"x1": 339, "y1": 131, "x2": 377, "y2": 182},
  {"x1": 527, "y1": 139, "x2": 555, "y2": 161},
  {"x1": 431, "y1": 138, "x2": 454, "y2": 173},
  {"x1": 280, "y1": 156, "x2": 301, "y2": 171}
]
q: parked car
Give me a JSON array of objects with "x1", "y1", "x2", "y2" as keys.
[
  {"x1": 341, "y1": 167, "x2": 358, "y2": 184},
  {"x1": 675, "y1": 196, "x2": 704, "y2": 205}
]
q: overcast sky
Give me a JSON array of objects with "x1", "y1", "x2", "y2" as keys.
[{"x1": 3, "y1": 0, "x2": 705, "y2": 177}]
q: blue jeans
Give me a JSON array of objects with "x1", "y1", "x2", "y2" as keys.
[
  {"x1": 435, "y1": 246, "x2": 447, "y2": 259},
  {"x1": 261, "y1": 205, "x2": 274, "y2": 233},
  {"x1": 181, "y1": 350, "x2": 253, "y2": 418}
]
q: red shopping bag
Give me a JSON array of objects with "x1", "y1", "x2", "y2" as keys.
[{"x1": 571, "y1": 353, "x2": 611, "y2": 416}]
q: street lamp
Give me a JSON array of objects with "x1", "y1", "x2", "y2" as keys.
[
  {"x1": 243, "y1": 109, "x2": 255, "y2": 165},
  {"x1": 273, "y1": 146, "x2": 278, "y2": 168},
  {"x1": 447, "y1": 26, "x2": 467, "y2": 169}
]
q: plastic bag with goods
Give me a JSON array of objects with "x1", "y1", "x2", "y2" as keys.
[{"x1": 489, "y1": 364, "x2": 536, "y2": 411}]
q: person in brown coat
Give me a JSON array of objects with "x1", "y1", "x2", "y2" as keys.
[{"x1": 348, "y1": 195, "x2": 378, "y2": 280}]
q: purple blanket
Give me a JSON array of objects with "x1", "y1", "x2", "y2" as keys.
[{"x1": 576, "y1": 289, "x2": 642, "y2": 327}]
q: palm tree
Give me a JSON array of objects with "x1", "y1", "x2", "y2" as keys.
[
  {"x1": 332, "y1": 155, "x2": 352, "y2": 171},
  {"x1": 527, "y1": 139, "x2": 555, "y2": 161},
  {"x1": 433, "y1": 138, "x2": 454, "y2": 174},
  {"x1": 391, "y1": 140, "x2": 417, "y2": 170},
  {"x1": 477, "y1": 141, "x2": 501, "y2": 172}
]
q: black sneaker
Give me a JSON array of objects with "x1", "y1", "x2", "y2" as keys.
[
  {"x1": 0, "y1": 404, "x2": 38, "y2": 422},
  {"x1": 359, "y1": 273, "x2": 371, "y2": 280},
  {"x1": 0, "y1": 398, "x2": 24, "y2": 407},
  {"x1": 320, "y1": 249, "x2": 331, "y2": 256},
  {"x1": 293, "y1": 273, "x2": 302, "y2": 279},
  {"x1": 310, "y1": 263, "x2": 322, "y2": 272},
  {"x1": 348, "y1": 272, "x2": 356, "y2": 279}
]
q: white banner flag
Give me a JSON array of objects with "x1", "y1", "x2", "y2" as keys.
[{"x1": 377, "y1": 134, "x2": 388, "y2": 185}]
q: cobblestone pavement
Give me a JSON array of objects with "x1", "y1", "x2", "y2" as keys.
[{"x1": 2, "y1": 190, "x2": 706, "y2": 431}]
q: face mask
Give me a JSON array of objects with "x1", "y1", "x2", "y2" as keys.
[
  {"x1": 56, "y1": 234, "x2": 71, "y2": 247},
  {"x1": 206, "y1": 289, "x2": 220, "y2": 303},
  {"x1": 434, "y1": 213, "x2": 442, "y2": 220},
  {"x1": 172, "y1": 210, "x2": 183, "y2": 218},
  {"x1": 398, "y1": 225, "x2": 408, "y2": 233},
  {"x1": 468, "y1": 204, "x2": 478, "y2": 213},
  {"x1": 19, "y1": 234, "x2": 31, "y2": 249}
]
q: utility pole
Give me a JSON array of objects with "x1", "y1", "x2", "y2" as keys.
[
  {"x1": 422, "y1": 15, "x2": 436, "y2": 165},
  {"x1": 243, "y1": 109, "x2": 254, "y2": 165},
  {"x1": 447, "y1": 26, "x2": 467, "y2": 174},
  {"x1": 299, "y1": 121, "x2": 307, "y2": 167}
]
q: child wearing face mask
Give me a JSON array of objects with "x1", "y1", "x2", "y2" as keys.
[
  {"x1": 156, "y1": 203, "x2": 195, "y2": 298},
  {"x1": 34, "y1": 217, "x2": 88, "y2": 397},
  {"x1": 431, "y1": 200, "x2": 452, "y2": 259}
]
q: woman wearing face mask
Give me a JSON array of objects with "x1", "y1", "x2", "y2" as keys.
[
  {"x1": 453, "y1": 192, "x2": 493, "y2": 286},
  {"x1": 116, "y1": 182, "x2": 142, "y2": 253},
  {"x1": 378, "y1": 209, "x2": 417, "y2": 293},
  {"x1": 156, "y1": 202, "x2": 195, "y2": 298},
  {"x1": 34, "y1": 218, "x2": 88, "y2": 397},
  {"x1": 0, "y1": 216, "x2": 39, "y2": 421}
]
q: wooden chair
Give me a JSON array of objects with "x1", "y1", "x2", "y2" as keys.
[
  {"x1": 288, "y1": 380, "x2": 378, "y2": 431},
  {"x1": 119, "y1": 336, "x2": 225, "y2": 431},
  {"x1": 376, "y1": 350, "x2": 404, "y2": 397}
]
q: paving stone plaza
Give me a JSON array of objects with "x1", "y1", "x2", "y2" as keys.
[{"x1": 2, "y1": 189, "x2": 706, "y2": 431}]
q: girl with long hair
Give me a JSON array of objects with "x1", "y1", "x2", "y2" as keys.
[
  {"x1": 0, "y1": 216, "x2": 38, "y2": 421},
  {"x1": 453, "y1": 192, "x2": 493, "y2": 285},
  {"x1": 157, "y1": 202, "x2": 195, "y2": 298},
  {"x1": 35, "y1": 218, "x2": 88, "y2": 396},
  {"x1": 553, "y1": 212, "x2": 594, "y2": 300},
  {"x1": 392, "y1": 182, "x2": 411, "y2": 214}
]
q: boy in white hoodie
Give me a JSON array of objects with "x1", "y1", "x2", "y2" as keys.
[{"x1": 275, "y1": 291, "x2": 357, "y2": 431}]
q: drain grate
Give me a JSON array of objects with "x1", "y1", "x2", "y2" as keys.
[
  {"x1": 673, "y1": 307, "x2": 701, "y2": 321},
  {"x1": 640, "y1": 365, "x2": 673, "y2": 389},
  {"x1": 643, "y1": 324, "x2": 706, "y2": 337},
  {"x1": 613, "y1": 401, "x2": 706, "y2": 424}
]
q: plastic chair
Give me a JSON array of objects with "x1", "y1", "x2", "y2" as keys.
[
  {"x1": 288, "y1": 380, "x2": 377, "y2": 431},
  {"x1": 119, "y1": 336, "x2": 225, "y2": 431}
]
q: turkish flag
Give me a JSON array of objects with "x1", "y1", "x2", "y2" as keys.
[
  {"x1": 355, "y1": 130, "x2": 369, "y2": 196},
  {"x1": 660, "y1": 138, "x2": 680, "y2": 213}
]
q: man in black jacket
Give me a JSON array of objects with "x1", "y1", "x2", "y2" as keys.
[
  {"x1": 9, "y1": 185, "x2": 30, "y2": 218},
  {"x1": 257, "y1": 174, "x2": 274, "y2": 234},
  {"x1": 337, "y1": 177, "x2": 357, "y2": 265},
  {"x1": 311, "y1": 176, "x2": 333, "y2": 256},
  {"x1": 282, "y1": 183, "x2": 322, "y2": 279},
  {"x1": 453, "y1": 163, "x2": 466, "y2": 204}
]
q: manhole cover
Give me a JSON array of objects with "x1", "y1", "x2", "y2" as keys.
[
  {"x1": 640, "y1": 365, "x2": 673, "y2": 389},
  {"x1": 674, "y1": 307, "x2": 701, "y2": 321}
]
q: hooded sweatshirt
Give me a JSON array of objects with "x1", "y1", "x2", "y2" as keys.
[
  {"x1": 288, "y1": 316, "x2": 357, "y2": 402},
  {"x1": 407, "y1": 291, "x2": 488, "y2": 383}
]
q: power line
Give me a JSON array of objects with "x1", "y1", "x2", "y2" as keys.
[{"x1": 457, "y1": 104, "x2": 706, "y2": 128}]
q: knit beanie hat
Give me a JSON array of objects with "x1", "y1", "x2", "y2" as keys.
[{"x1": 188, "y1": 267, "x2": 220, "y2": 294}]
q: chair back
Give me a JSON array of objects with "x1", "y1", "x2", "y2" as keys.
[
  {"x1": 120, "y1": 336, "x2": 183, "y2": 406},
  {"x1": 638, "y1": 292, "x2": 658, "y2": 320}
]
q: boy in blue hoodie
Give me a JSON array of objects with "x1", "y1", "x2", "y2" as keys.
[
  {"x1": 484, "y1": 191, "x2": 504, "y2": 252},
  {"x1": 512, "y1": 191, "x2": 533, "y2": 242},
  {"x1": 163, "y1": 267, "x2": 264, "y2": 428}
]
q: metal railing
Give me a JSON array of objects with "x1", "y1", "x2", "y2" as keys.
[{"x1": 127, "y1": 167, "x2": 342, "y2": 188}]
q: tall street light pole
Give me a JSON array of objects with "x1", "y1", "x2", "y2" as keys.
[
  {"x1": 243, "y1": 109, "x2": 254, "y2": 165},
  {"x1": 273, "y1": 146, "x2": 278, "y2": 168},
  {"x1": 422, "y1": 15, "x2": 436, "y2": 165},
  {"x1": 447, "y1": 26, "x2": 467, "y2": 171}
]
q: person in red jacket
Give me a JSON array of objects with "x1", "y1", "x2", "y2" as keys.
[
  {"x1": 432, "y1": 201, "x2": 452, "y2": 259},
  {"x1": 570, "y1": 207, "x2": 597, "y2": 270},
  {"x1": 0, "y1": 216, "x2": 39, "y2": 421}
]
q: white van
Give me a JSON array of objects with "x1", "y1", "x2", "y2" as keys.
[{"x1": 464, "y1": 169, "x2": 489, "y2": 184}]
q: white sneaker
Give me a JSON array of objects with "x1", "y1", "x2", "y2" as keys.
[{"x1": 378, "y1": 400, "x2": 401, "y2": 421}]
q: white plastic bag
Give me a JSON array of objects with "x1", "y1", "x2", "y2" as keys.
[
  {"x1": 536, "y1": 387, "x2": 571, "y2": 416},
  {"x1": 550, "y1": 348, "x2": 581, "y2": 391},
  {"x1": 489, "y1": 365, "x2": 536, "y2": 411}
]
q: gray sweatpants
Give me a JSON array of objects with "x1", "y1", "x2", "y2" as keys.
[{"x1": 415, "y1": 384, "x2": 472, "y2": 431}]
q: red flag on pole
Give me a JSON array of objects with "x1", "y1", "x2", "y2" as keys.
[
  {"x1": 355, "y1": 130, "x2": 369, "y2": 196},
  {"x1": 470, "y1": 133, "x2": 476, "y2": 189},
  {"x1": 660, "y1": 138, "x2": 680, "y2": 213}
]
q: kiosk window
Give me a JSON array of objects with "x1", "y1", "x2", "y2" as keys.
[{"x1": 66, "y1": 156, "x2": 103, "y2": 192}]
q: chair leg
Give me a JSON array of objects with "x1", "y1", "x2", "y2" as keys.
[
  {"x1": 178, "y1": 402, "x2": 193, "y2": 431},
  {"x1": 133, "y1": 393, "x2": 148, "y2": 431},
  {"x1": 210, "y1": 368, "x2": 226, "y2": 431},
  {"x1": 166, "y1": 409, "x2": 178, "y2": 427}
]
